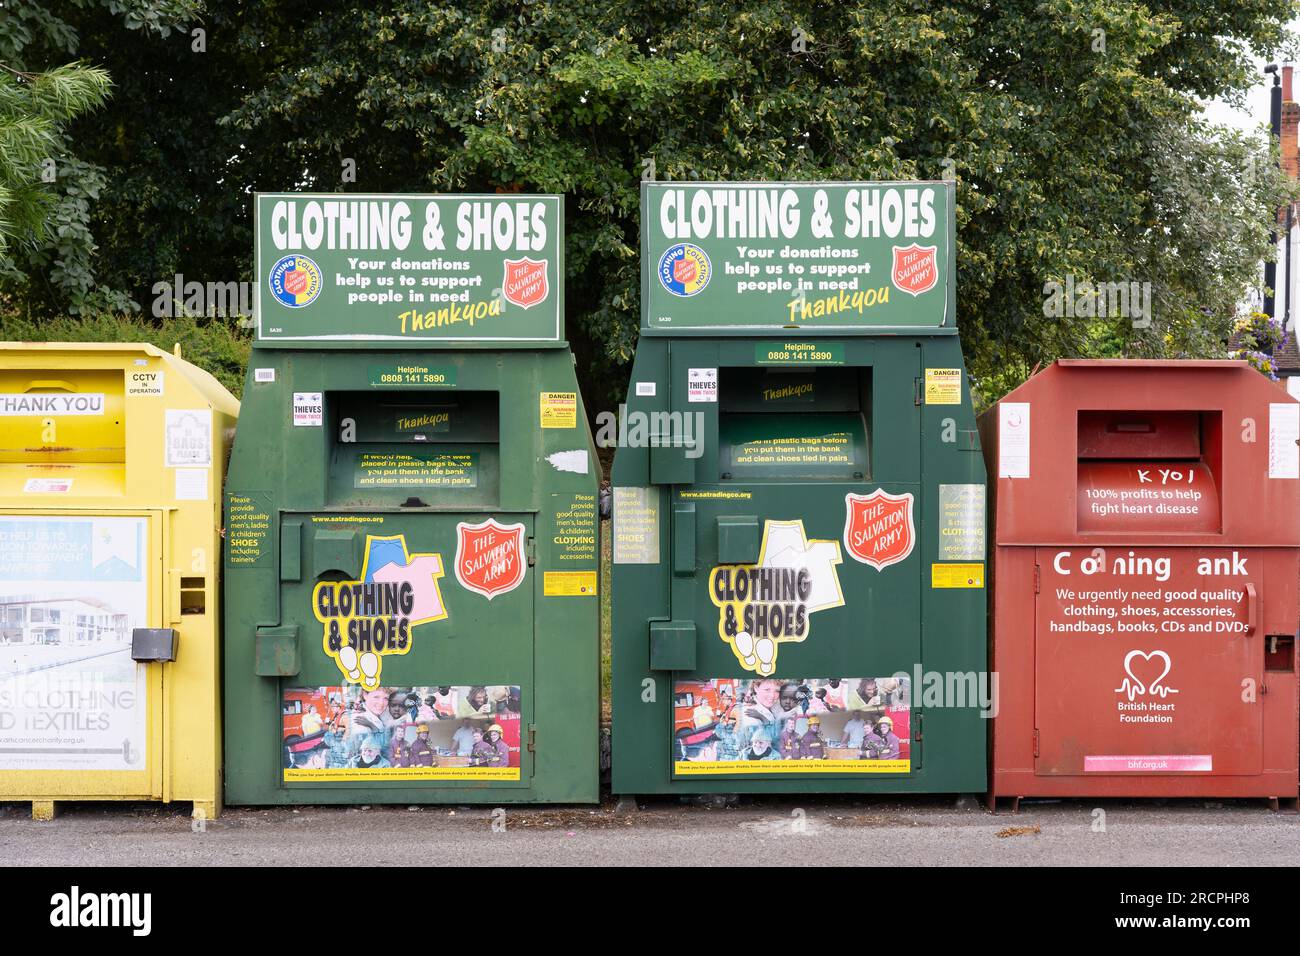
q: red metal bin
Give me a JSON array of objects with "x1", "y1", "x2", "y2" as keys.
[{"x1": 981, "y1": 360, "x2": 1300, "y2": 808}]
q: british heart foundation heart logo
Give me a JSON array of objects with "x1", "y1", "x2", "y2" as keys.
[{"x1": 1114, "y1": 649, "x2": 1179, "y2": 701}]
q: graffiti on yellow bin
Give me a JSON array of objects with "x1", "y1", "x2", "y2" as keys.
[
  {"x1": 709, "y1": 520, "x2": 844, "y2": 676},
  {"x1": 313, "y1": 534, "x2": 448, "y2": 689}
]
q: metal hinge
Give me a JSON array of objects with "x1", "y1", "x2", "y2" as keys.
[
  {"x1": 527, "y1": 724, "x2": 536, "y2": 753},
  {"x1": 1033, "y1": 728, "x2": 1040, "y2": 757},
  {"x1": 526, "y1": 536, "x2": 536, "y2": 567},
  {"x1": 1033, "y1": 565, "x2": 1041, "y2": 594}
]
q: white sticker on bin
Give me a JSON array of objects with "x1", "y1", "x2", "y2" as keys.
[
  {"x1": 293, "y1": 392, "x2": 323, "y2": 427},
  {"x1": 23, "y1": 478, "x2": 72, "y2": 493},
  {"x1": 174, "y1": 468, "x2": 208, "y2": 501},
  {"x1": 165, "y1": 409, "x2": 212, "y2": 467},
  {"x1": 1268, "y1": 403, "x2": 1299, "y2": 479},
  {"x1": 998, "y1": 402, "x2": 1030, "y2": 478},
  {"x1": 688, "y1": 368, "x2": 717, "y2": 403}
]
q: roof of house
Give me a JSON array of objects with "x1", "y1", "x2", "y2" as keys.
[
  {"x1": 1274, "y1": 329, "x2": 1300, "y2": 373},
  {"x1": 1226, "y1": 326, "x2": 1300, "y2": 374}
]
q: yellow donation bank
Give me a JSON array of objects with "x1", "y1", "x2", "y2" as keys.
[{"x1": 0, "y1": 343, "x2": 238, "y2": 821}]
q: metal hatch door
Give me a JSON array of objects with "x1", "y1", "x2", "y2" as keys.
[{"x1": 1034, "y1": 546, "x2": 1262, "y2": 776}]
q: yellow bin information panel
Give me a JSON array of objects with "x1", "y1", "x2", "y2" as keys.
[{"x1": 0, "y1": 343, "x2": 238, "y2": 820}]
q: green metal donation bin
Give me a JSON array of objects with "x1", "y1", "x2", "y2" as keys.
[
  {"x1": 611, "y1": 181, "x2": 988, "y2": 794},
  {"x1": 224, "y1": 193, "x2": 599, "y2": 804}
]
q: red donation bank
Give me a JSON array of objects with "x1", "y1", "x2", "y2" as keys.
[{"x1": 981, "y1": 360, "x2": 1300, "y2": 808}]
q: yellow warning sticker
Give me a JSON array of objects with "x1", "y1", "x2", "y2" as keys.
[
  {"x1": 540, "y1": 391, "x2": 577, "y2": 428},
  {"x1": 931, "y1": 562, "x2": 985, "y2": 588},
  {"x1": 543, "y1": 570, "x2": 597, "y2": 596},
  {"x1": 924, "y1": 368, "x2": 961, "y2": 405}
]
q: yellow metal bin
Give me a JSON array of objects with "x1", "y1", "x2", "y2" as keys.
[{"x1": 0, "y1": 343, "x2": 237, "y2": 821}]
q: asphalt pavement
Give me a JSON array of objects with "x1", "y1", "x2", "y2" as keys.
[{"x1": 2, "y1": 795, "x2": 1296, "y2": 866}]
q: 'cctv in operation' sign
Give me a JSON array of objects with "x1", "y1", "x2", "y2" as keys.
[
  {"x1": 255, "y1": 193, "x2": 564, "y2": 346},
  {"x1": 641, "y1": 182, "x2": 953, "y2": 332}
]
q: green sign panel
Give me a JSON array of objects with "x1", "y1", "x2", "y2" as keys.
[
  {"x1": 255, "y1": 193, "x2": 563, "y2": 345},
  {"x1": 353, "y1": 452, "x2": 478, "y2": 489},
  {"x1": 755, "y1": 341, "x2": 846, "y2": 365},
  {"x1": 367, "y1": 363, "x2": 458, "y2": 388},
  {"x1": 641, "y1": 182, "x2": 951, "y2": 333}
]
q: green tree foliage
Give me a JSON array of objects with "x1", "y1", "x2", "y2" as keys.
[
  {"x1": 4, "y1": 0, "x2": 1297, "y2": 406},
  {"x1": 0, "y1": 62, "x2": 111, "y2": 280},
  {"x1": 0, "y1": 308, "x2": 250, "y2": 395},
  {"x1": 0, "y1": 0, "x2": 198, "y2": 312}
]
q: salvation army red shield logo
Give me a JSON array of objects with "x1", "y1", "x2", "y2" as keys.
[
  {"x1": 673, "y1": 257, "x2": 698, "y2": 285},
  {"x1": 843, "y1": 490, "x2": 915, "y2": 571},
  {"x1": 891, "y1": 244, "x2": 938, "y2": 297},
  {"x1": 502, "y1": 257, "x2": 549, "y2": 309},
  {"x1": 454, "y1": 518, "x2": 527, "y2": 599}
]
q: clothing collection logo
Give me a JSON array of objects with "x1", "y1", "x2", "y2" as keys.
[
  {"x1": 268, "y1": 253, "x2": 323, "y2": 308},
  {"x1": 658, "y1": 243, "x2": 712, "y2": 297}
]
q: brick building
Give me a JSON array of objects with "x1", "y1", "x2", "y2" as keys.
[{"x1": 1265, "y1": 66, "x2": 1300, "y2": 394}]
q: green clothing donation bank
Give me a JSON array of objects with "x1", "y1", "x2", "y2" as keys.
[
  {"x1": 224, "y1": 193, "x2": 599, "y2": 804},
  {"x1": 611, "y1": 181, "x2": 988, "y2": 794}
]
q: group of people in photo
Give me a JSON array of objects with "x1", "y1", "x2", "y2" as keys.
[
  {"x1": 675, "y1": 677, "x2": 909, "y2": 764},
  {"x1": 282, "y1": 684, "x2": 521, "y2": 772}
]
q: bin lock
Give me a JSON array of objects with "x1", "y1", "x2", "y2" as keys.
[
  {"x1": 649, "y1": 620, "x2": 697, "y2": 671},
  {"x1": 131, "y1": 628, "x2": 178, "y2": 663},
  {"x1": 254, "y1": 624, "x2": 301, "y2": 677}
]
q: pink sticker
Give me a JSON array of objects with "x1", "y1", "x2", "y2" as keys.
[{"x1": 1084, "y1": 754, "x2": 1212, "y2": 773}]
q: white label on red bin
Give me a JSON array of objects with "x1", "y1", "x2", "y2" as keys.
[
  {"x1": 1083, "y1": 754, "x2": 1212, "y2": 772},
  {"x1": 998, "y1": 401, "x2": 1030, "y2": 478},
  {"x1": 1268, "y1": 402, "x2": 1299, "y2": 479}
]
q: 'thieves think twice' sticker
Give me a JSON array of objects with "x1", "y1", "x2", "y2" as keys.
[
  {"x1": 294, "y1": 392, "x2": 323, "y2": 426},
  {"x1": 688, "y1": 368, "x2": 717, "y2": 402},
  {"x1": 314, "y1": 534, "x2": 448, "y2": 689},
  {"x1": 709, "y1": 520, "x2": 844, "y2": 677}
]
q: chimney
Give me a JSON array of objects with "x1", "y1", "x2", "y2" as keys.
[{"x1": 1283, "y1": 65, "x2": 1299, "y2": 182}]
